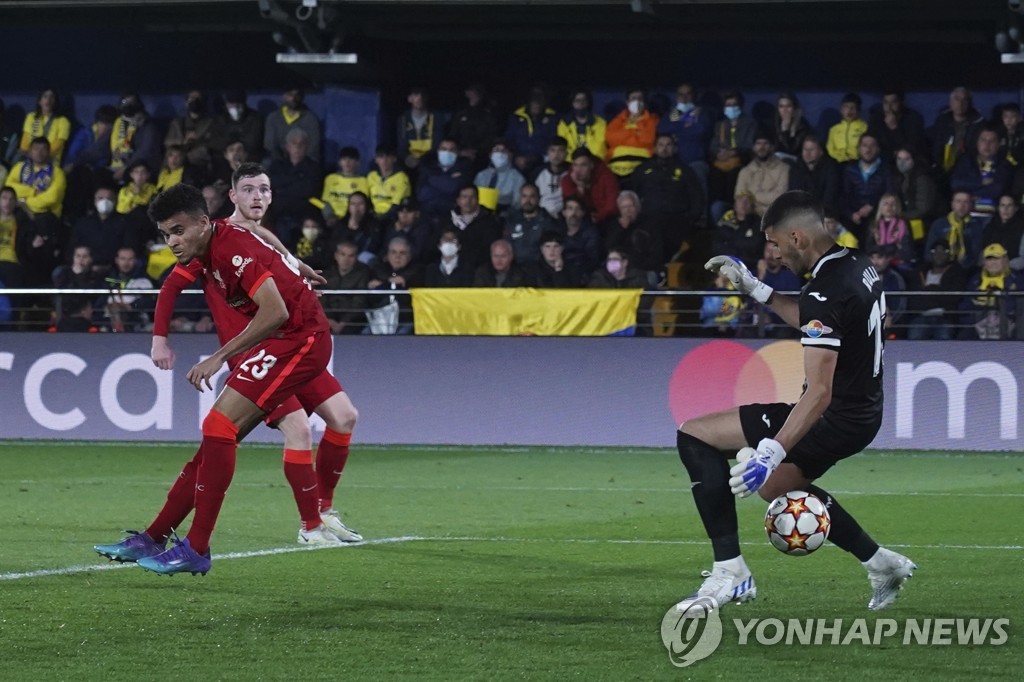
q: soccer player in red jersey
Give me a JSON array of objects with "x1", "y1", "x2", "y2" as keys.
[
  {"x1": 95, "y1": 182, "x2": 359, "y2": 575},
  {"x1": 144, "y1": 163, "x2": 359, "y2": 547}
]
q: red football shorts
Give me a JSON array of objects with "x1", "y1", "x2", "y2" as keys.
[
  {"x1": 227, "y1": 331, "x2": 338, "y2": 413},
  {"x1": 264, "y1": 370, "x2": 344, "y2": 425}
]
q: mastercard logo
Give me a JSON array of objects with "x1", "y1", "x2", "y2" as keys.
[{"x1": 668, "y1": 340, "x2": 805, "y2": 425}]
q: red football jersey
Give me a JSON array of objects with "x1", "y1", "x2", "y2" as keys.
[
  {"x1": 153, "y1": 258, "x2": 247, "y2": 347},
  {"x1": 200, "y1": 222, "x2": 328, "y2": 339}
]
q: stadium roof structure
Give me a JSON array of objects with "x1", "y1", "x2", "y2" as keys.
[{"x1": 0, "y1": 0, "x2": 1013, "y2": 90}]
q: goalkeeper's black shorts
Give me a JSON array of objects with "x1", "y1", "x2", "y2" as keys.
[{"x1": 738, "y1": 403, "x2": 882, "y2": 480}]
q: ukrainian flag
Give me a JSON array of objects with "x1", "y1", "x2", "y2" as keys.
[{"x1": 411, "y1": 288, "x2": 642, "y2": 336}]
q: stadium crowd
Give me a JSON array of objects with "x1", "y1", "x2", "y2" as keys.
[{"x1": 0, "y1": 83, "x2": 1021, "y2": 338}]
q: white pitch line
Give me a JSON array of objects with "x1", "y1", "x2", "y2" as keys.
[
  {"x1": 18, "y1": 479, "x2": 1024, "y2": 498},
  {"x1": 1, "y1": 535, "x2": 1020, "y2": 583},
  {"x1": 0, "y1": 535, "x2": 425, "y2": 582}
]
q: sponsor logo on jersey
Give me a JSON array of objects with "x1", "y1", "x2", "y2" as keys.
[
  {"x1": 809, "y1": 292, "x2": 828, "y2": 301},
  {"x1": 800, "y1": 320, "x2": 833, "y2": 338},
  {"x1": 234, "y1": 257, "x2": 253, "y2": 277}
]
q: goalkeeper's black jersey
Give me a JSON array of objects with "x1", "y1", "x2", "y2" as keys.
[{"x1": 797, "y1": 244, "x2": 885, "y2": 425}]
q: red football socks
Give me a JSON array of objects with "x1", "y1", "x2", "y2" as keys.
[
  {"x1": 283, "y1": 448, "x2": 321, "y2": 531},
  {"x1": 146, "y1": 442, "x2": 204, "y2": 544},
  {"x1": 186, "y1": 410, "x2": 239, "y2": 555},
  {"x1": 316, "y1": 429, "x2": 351, "y2": 512}
]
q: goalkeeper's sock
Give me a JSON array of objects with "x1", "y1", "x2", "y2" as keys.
[
  {"x1": 677, "y1": 430, "x2": 740, "y2": 562},
  {"x1": 807, "y1": 485, "x2": 879, "y2": 562},
  {"x1": 282, "y1": 449, "x2": 322, "y2": 531},
  {"x1": 316, "y1": 429, "x2": 351, "y2": 513},
  {"x1": 146, "y1": 443, "x2": 203, "y2": 544}
]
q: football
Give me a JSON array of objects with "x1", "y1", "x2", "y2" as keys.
[{"x1": 764, "y1": 491, "x2": 831, "y2": 556}]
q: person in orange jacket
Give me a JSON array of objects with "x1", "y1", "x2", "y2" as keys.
[{"x1": 605, "y1": 88, "x2": 659, "y2": 178}]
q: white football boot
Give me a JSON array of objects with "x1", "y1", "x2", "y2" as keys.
[
  {"x1": 298, "y1": 523, "x2": 344, "y2": 546},
  {"x1": 675, "y1": 557, "x2": 757, "y2": 615},
  {"x1": 864, "y1": 547, "x2": 917, "y2": 610},
  {"x1": 320, "y1": 508, "x2": 363, "y2": 543}
]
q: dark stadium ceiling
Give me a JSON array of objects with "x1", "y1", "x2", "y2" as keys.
[
  {"x1": 0, "y1": 0, "x2": 1012, "y2": 90},
  {"x1": 0, "y1": 0, "x2": 1006, "y2": 46}
]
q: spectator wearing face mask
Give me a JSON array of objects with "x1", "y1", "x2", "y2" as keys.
[
  {"x1": 605, "y1": 88, "x2": 659, "y2": 178},
  {"x1": 211, "y1": 89, "x2": 263, "y2": 160},
  {"x1": 294, "y1": 214, "x2": 332, "y2": 272},
  {"x1": 416, "y1": 138, "x2": 473, "y2": 224},
  {"x1": 709, "y1": 89, "x2": 756, "y2": 207},
  {"x1": 587, "y1": 248, "x2": 653, "y2": 334},
  {"x1": 424, "y1": 227, "x2": 474, "y2": 287},
  {"x1": 71, "y1": 186, "x2": 126, "y2": 277},
  {"x1": 657, "y1": 83, "x2": 713, "y2": 183},
  {"x1": 474, "y1": 139, "x2": 526, "y2": 216},
  {"x1": 588, "y1": 248, "x2": 649, "y2": 289}
]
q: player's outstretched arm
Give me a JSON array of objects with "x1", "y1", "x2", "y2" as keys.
[
  {"x1": 151, "y1": 265, "x2": 196, "y2": 369},
  {"x1": 186, "y1": 278, "x2": 288, "y2": 391},
  {"x1": 706, "y1": 255, "x2": 803, "y2": 329},
  {"x1": 764, "y1": 293, "x2": 800, "y2": 329},
  {"x1": 705, "y1": 255, "x2": 773, "y2": 302}
]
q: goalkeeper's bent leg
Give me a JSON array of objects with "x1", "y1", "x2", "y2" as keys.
[
  {"x1": 677, "y1": 430, "x2": 740, "y2": 561},
  {"x1": 807, "y1": 484, "x2": 879, "y2": 562}
]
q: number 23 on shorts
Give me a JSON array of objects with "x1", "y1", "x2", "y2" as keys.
[{"x1": 237, "y1": 349, "x2": 278, "y2": 381}]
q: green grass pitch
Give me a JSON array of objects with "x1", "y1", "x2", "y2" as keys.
[{"x1": 1, "y1": 442, "x2": 1020, "y2": 680}]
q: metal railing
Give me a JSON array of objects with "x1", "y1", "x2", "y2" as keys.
[{"x1": 1, "y1": 287, "x2": 1022, "y2": 339}]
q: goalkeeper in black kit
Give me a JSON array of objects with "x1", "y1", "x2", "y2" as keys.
[{"x1": 673, "y1": 191, "x2": 916, "y2": 616}]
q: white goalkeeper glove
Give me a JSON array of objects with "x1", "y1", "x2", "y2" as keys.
[
  {"x1": 729, "y1": 438, "x2": 786, "y2": 498},
  {"x1": 705, "y1": 255, "x2": 774, "y2": 304}
]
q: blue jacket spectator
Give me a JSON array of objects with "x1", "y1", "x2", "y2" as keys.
[
  {"x1": 416, "y1": 141, "x2": 474, "y2": 222},
  {"x1": 505, "y1": 92, "x2": 558, "y2": 172},
  {"x1": 657, "y1": 84, "x2": 713, "y2": 166},
  {"x1": 949, "y1": 127, "x2": 1012, "y2": 217},
  {"x1": 840, "y1": 133, "x2": 896, "y2": 241}
]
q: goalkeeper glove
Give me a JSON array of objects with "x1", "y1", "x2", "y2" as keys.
[
  {"x1": 705, "y1": 255, "x2": 774, "y2": 304},
  {"x1": 728, "y1": 438, "x2": 786, "y2": 498}
]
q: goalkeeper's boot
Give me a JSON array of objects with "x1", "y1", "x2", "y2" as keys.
[
  {"x1": 298, "y1": 523, "x2": 344, "y2": 546},
  {"x1": 320, "y1": 508, "x2": 363, "y2": 543},
  {"x1": 94, "y1": 530, "x2": 165, "y2": 563},
  {"x1": 137, "y1": 537, "x2": 211, "y2": 576},
  {"x1": 864, "y1": 547, "x2": 917, "y2": 610},
  {"x1": 674, "y1": 558, "x2": 756, "y2": 616}
]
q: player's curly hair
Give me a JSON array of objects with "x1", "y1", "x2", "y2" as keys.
[{"x1": 147, "y1": 183, "x2": 206, "y2": 224}]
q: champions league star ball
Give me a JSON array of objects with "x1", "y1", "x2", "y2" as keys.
[{"x1": 764, "y1": 491, "x2": 831, "y2": 556}]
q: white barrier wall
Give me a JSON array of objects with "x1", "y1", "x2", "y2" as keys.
[{"x1": 0, "y1": 334, "x2": 1020, "y2": 451}]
